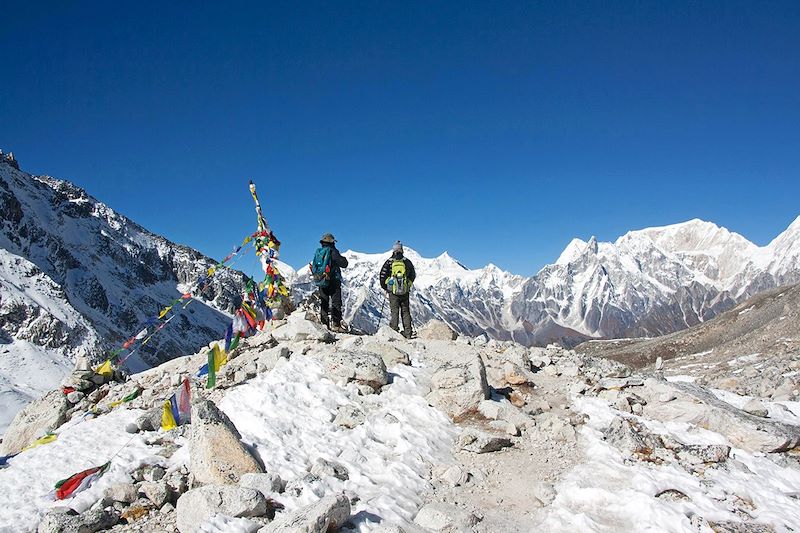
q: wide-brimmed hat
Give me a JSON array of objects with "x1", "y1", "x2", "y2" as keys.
[{"x1": 320, "y1": 233, "x2": 336, "y2": 244}]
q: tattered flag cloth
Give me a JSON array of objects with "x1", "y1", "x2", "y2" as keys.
[
  {"x1": 53, "y1": 462, "x2": 110, "y2": 500},
  {"x1": 25, "y1": 432, "x2": 57, "y2": 450},
  {"x1": 161, "y1": 377, "x2": 192, "y2": 431},
  {"x1": 205, "y1": 344, "x2": 228, "y2": 389},
  {"x1": 109, "y1": 388, "x2": 141, "y2": 408},
  {"x1": 95, "y1": 359, "x2": 114, "y2": 377}
]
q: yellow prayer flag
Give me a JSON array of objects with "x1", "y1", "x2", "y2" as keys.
[
  {"x1": 24, "y1": 433, "x2": 57, "y2": 450},
  {"x1": 161, "y1": 400, "x2": 177, "y2": 431},
  {"x1": 95, "y1": 359, "x2": 113, "y2": 377}
]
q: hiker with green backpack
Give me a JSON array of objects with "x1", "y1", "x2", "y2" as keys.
[
  {"x1": 379, "y1": 241, "x2": 416, "y2": 338},
  {"x1": 309, "y1": 233, "x2": 349, "y2": 331}
]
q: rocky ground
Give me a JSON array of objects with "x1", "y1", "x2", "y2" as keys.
[{"x1": 1, "y1": 311, "x2": 799, "y2": 533}]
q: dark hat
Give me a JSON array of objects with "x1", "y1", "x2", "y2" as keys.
[{"x1": 320, "y1": 233, "x2": 336, "y2": 244}]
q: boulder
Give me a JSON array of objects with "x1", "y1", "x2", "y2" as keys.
[
  {"x1": 262, "y1": 493, "x2": 350, "y2": 532},
  {"x1": 176, "y1": 485, "x2": 266, "y2": 533},
  {"x1": 472, "y1": 333, "x2": 489, "y2": 347},
  {"x1": 322, "y1": 351, "x2": 388, "y2": 391},
  {"x1": 742, "y1": 399, "x2": 769, "y2": 418},
  {"x1": 531, "y1": 482, "x2": 557, "y2": 505},
  {"x1": 536, "y1": 413, "x2": 577, "y2": 444},
  {"x1": 360, "y1": 341, "x2": 411, "y2": 367},
  {"x1": 375, "y1": 325, "x2": 407, "y2": 341},
  {"x1": 104, "y1": 483, "x2": 138, "y2": 504},
  {"x1": 458, "y1": 428, "x2": 512, "y2": 453},
  {"x1": 529, "y1": 355, "x2": 551, "y2": 369},
  {"x1": 677, "y1": 444, "x2": 731, "y2": 465},
  {"x1": 139, "y1": 481, "x2": 170, "y2": 507},
  {"x1": 1, "y1": 390, "x2": 69, "y2": 455},
  {"x1": 418, "y1": 320, "x2": 458, "y2": 341},
  {"x1": 427, "y1": 354, "x2": 490, "y2": 420},
  {"x1": 433, "y1": 464, "x2": 470, "y2": 487},
  {"x1": 477, "y1": 400, "x2": 530, "y2": 429},
  {"x1": 310, "y1": 458, "x2": 349, "y2": 481},
  {"x1": 189, "y1": 400, "x2": 264, "y2": 485},
  {"x1": 334, "y1": 404, "x2": 366, "y2": 428},
  {"x1": 136, "y1": 406, "x2": 164, "y2": 432},
  {"x1": 641, "y1": 380, "x2": 800, "y2": 453},
  {"x1": 413, "y1": 502, "x2": 480, "y2": 531},
  {"x1": 240, "y1": 472, "x2": 284, "y2": 496},
  {"x1": 501, "y1": 361, "x2": 534, "y2": 385},
  {"x1": 603, "y1": 416, "x2": 659, "y2": 456},
  {"x1": 272, "y1": 313, "x2": 334, "y2": 343},
  {"x1": 38, "y1": 506, "x2": 119, "y2": 533}
]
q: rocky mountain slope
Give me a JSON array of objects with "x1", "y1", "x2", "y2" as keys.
[
  {"x1": 292, "y1": 217, "x2": 800, "y2": 347},
  {"x1": 578, "y1": 282, "x2": 800, "y2": 400},
  {"x1": 1, "y1": 314, "x2": 798, "y2": 532},
  {"x1": 0, "y1": 155, "x2": 246, "y2": 431}
]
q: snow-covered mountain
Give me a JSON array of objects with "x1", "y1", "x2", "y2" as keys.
[
  {"x1": 293, "y1": 217, "x2": 800, "y2": 347},
  {"x1": 0, "y1": 154, "x2": 246, "y2": 430}
]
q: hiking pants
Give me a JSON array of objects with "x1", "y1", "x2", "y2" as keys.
[
  {"x1": 389, "y1": 293, "x2": 412, "y2": 337},
  {"x1": 319, "y1": 282, "x2": 343, "y2": 327}
]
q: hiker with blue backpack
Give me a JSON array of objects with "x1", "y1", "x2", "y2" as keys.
[
  {"x1": 310, "y1": 233, "x2": 349, "y2": 331},
  {"x1": 379, "y1": 241, "x2": 416, "y2": 338}
]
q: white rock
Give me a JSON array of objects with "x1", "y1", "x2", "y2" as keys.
[
  {"x1": 417, "y1": 320, "x2": 458, "y2": 341},
  {"x1": 375, "y1": 325, "x2": 406, "y2": 341},
  {"x1": 322, "y1": 351, "x2": 388, "y2": 391},
  {"x1": 104, "y1": 483, "x2": 138, "y2": 504},
  {"x1": 176, "y1": 485, "x2": 266, "y2": 533},
  {"x1": 189, "y1": 400, "x2": 264, "y2": 485},
  {"x1": 742, "y1": 398, "x2": 769, "y2": 418},
  {"x1": 239, "y1": 472, "x2": 284, "y2": 496},
  {"x1": 140, "y1": 481, "x2": 170, "y2": 507},
  {"x1": 1, "y1": 390, "x2": 70, "y2": 455},
  {"x1": 458, "y1": 428, "x2": 512, "y2": 453},
  {"x1": 360, "y1": 341, "x2": 411, "y2": 367},
  {"x1": 427, "y1": 355, "x2": 490, "y2": 420},
  {"x1": 532, "y1": 482, "x2": 557, "y2": 505},
  {"x1": 263, "y1": 493, "x2": 350, "y2": 532},
  {"x1": 414, "y1": 502, "x2": 480, "y2": 531},
  {"x1": 272, "y1": 313, "x2": 334, "y2": 343}
]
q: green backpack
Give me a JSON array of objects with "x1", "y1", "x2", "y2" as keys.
[{"x1": 388, "y1": 259, "x2": 411, "y2": 295}]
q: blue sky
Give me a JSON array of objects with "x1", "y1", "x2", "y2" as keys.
[{"x1": 1, "y1": 1, "x2": 798, "y2": 276}]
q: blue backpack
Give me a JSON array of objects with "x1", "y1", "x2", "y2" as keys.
[{"x1": 310, "y1": 247, "x2": 333, "y2": 287}]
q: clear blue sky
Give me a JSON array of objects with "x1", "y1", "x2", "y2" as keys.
[{"x1": 1, "y1": 1, "x2": 798, "y2": 276}]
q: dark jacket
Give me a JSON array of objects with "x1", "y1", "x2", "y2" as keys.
[
  {"x1": 321, "y1": 242, "x2": 349, "y2": 283},
  {"x1": 380, "y1": 253, "x2": 416, "y2": 292}
]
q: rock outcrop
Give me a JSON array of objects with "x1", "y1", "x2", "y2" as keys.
[{"x1": 189, "y1": 400, "x2": 264, "y2": 484}]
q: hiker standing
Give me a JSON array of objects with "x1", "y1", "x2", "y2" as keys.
[
  {"x1": 310, "y1": 233, "x2": 349, "y2": 331},
  {"x1": 379, "y1": 241, "x2": 416, "y2": 338}
]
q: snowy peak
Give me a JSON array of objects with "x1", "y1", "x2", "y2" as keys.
[
  {"x1": 0, "y1": 155, "x2": 247, "y2": 375},
  {"x1": 554, "y1": 238, "x2": 588, "y2": 266},
  {"x1": 625, "y1": 219, "x2": 749, "y2": 253}
]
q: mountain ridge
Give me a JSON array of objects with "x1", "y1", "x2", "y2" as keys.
[{"x1": 290, "y1": 216, "x2": 800, "y2": 347}]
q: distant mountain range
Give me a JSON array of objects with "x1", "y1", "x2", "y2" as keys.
[{"x1": 290, "y1": 216, "x2": 800, "y2": 347}]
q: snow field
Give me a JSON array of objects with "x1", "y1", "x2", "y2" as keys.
[
  {"x1": 542, "y1": 396, "x2": 800, "y2": 532},
  {"x1": 220, "y1": 354, "x2": 458, "y2": 531},
  {"x1": 0, "y1": 408, "x2": 157, "y2": 532}
]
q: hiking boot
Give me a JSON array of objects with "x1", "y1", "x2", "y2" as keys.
[
  {"x1": 330, "y1": 323, "x2": 347, "y2": 334},
  {"x1": 402, "y1": 330, "x2": 414, "y2": 339}
]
